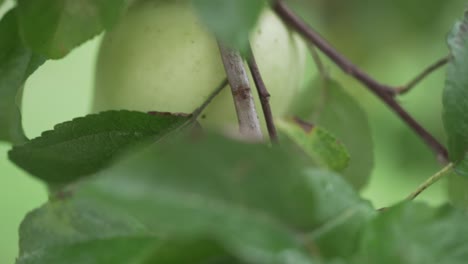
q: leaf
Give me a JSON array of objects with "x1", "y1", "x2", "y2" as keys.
[
  {"x1": 289, "y1": 77, "x2": 374, "y2": 189},
  {"x1": 443, "y1": 12, "x2": 468, "y2": 175},
  {"x1": 447, "y1": 172, "x2": 468, "y2": 211},
  {"x1": 193, "y1": 0, "x2": 265, "y2": 56},
  {"x1": 68, "y1": 134, "x2": 372, "y2": 263},
  {"x1": 16, "y1": 0, "x2": 127, "y2": 59},
  {"x1": 17, "y1": 201, "x2": 238, "y2": 264},
  {"x1": 9, "y1": 111, "x2": 191, "y2": 185},
  {"x1": 308, "y1": 203, "x2": 375, "y2": 259},
  {"x1": 277, "y1": 118, "x2": 350, "y2": 172},
  {"x1": 353, "y1": 202, "x2": 468, "y2": 264},
  {"x1": 0, "y1": 9, "x2": 45, "y2": 144}
]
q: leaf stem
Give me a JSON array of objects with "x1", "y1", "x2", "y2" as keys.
[
  {"x1": 273, "y1": 0, "x2": 449, "y2": 162},
  {"x1": 396, "y1": 55, "x2": 451, "y2": 95},
  {"x1": 218, "y1": 43, "x2": 263, "y2": 141},
  {"x1": 406, "y1": 163, "x2": 454, "y2": 201}
]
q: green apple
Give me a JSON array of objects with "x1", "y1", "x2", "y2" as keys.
[{"x1": 93, "y1": 0, "x2": 310, "y2": 132}]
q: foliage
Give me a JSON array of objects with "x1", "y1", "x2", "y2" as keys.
[{"x1": 1, "y1": 0, "x2": 468, "y2": 263}]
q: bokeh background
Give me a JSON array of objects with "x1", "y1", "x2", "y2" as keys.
[{"x1": 0, "y1": 0, "x2": 466, "y2": 262}]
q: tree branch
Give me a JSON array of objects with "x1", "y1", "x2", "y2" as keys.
[
  {"x1": 218, "y1": 43, "x2": 263, "y2": 141},
  {"x1": 273, "y1": 0, "x2": 449, "y2": 162},
  {"x1": 247, "y1": 49, "x2": 279, "y2": 143}
]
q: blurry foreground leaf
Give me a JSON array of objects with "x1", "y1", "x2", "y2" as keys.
[
  {"x1": 193, "y1": 0, "x2": 265, "y2": 55},
  {"x1": 353, "y1": 202, "x2": 468, "y2": 264},
  {"x1": 19, "y1": 134, "x2": 376, "y2": 263},
  {"x1": 17, "y1": 202, "x2": 238, "y2": 264}
]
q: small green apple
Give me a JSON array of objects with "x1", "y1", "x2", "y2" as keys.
[{"x1": 93, "y1": 0, "x2": 309, "y2": 131}]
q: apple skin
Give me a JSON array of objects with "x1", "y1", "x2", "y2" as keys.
[{"x1": 93, "y1": 0, "x2": 309, "y2": 131}]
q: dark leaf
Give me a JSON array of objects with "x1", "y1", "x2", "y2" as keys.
[
  {"x1": 9, "y1": 111, "x2": 190, "y2": 184},
  {"x1": 0, "y1": 9, "x2": 45, "y2": 144}
]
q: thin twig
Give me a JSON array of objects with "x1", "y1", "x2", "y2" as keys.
[
  {"x1": 218, "y1": 43, "x2": 263, "y2": 141},
  {"x1": 191, "y1": 78, "x2": 229, "y2": 120},
  {"x1": 396, "y1": 55, "x2": 451, "y2": 95},
  {"x1": 247, "y1": 49, "x2": 278, "y2": 143},
  {"x1": 273, "y1": 0, "x2": 449, "y2": 162},
  {"x1": 406, "y1": 163, "x2": 454, "y2": 200}
]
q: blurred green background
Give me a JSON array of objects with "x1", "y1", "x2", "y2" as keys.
[{"x1": 0, "y1": 0, "x2": 465, "y2": 262}]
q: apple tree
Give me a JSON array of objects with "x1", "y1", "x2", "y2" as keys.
[{"x1": 1, "y1": 0, "x2": 468, "y2": 263}]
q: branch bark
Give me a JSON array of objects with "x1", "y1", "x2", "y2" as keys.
[{"x1": 218, "y1": 43, "x2": 263, "y2": 141}]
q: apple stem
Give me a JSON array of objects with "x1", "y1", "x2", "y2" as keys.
[
  {"x1": 218, "y1": 43, "x2": 263, "y2": 141},
  {"x1": 273, "y1": 0, "x2": 449, "y2": 162},
  {"x1": 247, "y1": 49, "x2": 279, "y2": 144}
]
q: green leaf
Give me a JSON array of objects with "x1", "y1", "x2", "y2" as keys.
[
  {"x1": 193, "y1": 0, "x2": 265, "y2": 55},
  {"x1": 309, "y1": 203, "x2": 375, "y2": 259},
  {"x1": 0, "y1": 9, "x2": 45, "y2": 144},
  {"x1": 289, "y1": 78, "x2": 374, "y2": 189},
  {"x1": 16, "y1": 0, "x2": 127, "y2": 59},
  {"x1": 9, "y1": 111, "x2": 191, "y2": 185},
  {"x1": 443, "y1": 12, "x2": 468, "y2": 175},
  {"x1": 277, "y1": 118, "x2": 350, "y2": 172},
  {"x1": 447, "y1": 172, "x2": 468, "y2": 211},
  {"x1": 17, "y1": 201, "x2": 238, "y2": 264},
  {"x1": 68, "y1": 134, "x2": 371, "y2": 263},
  {"x1": 353, "y1": 202, "x2": 468, "y2": 264}
]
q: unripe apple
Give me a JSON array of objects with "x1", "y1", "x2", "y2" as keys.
[{"x1": 93, "y1": 0, "x2": 309, "y2": 132}]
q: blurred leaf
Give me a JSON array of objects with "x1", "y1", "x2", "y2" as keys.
[
  {"x1": 0, "y1": 9, "x2": 45, "y2": 144},
  {"x1": 277, "y1": 118, "x2": 350, "y2": 172},
  {"x1": 309, "y1": 201, "x2": 375, "y2": 259},
  {"x1": 9, "y1": 111, "x2": 190, "y2": 184},
  {"x1": 193, "y1": 0, "x2": 265, "y2": 55},
  {"x1": 443, "y1": 12, "x2": 468, "y2": 176},
  {"x1": 17, "y1": 201, "x2": 237, "y2": 264},
  {"x1": 448, "y1": 172, "x2": 468, "y2": 211},
  {"x1": 289, "y1": 77, "x2": 374, "y2": 189},
  {"x1": 353, "y1": 202, "x2": 468, "y2": 264},
  {"x1": 67, "y1": 134, "x2": 372, "y2": 263},
  {"x1": 16, "y1": 0, "x2": 127, "y2": 59}
]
